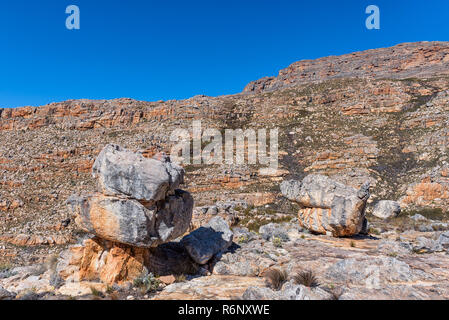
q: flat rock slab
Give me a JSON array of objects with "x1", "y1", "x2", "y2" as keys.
[{"x1": 153, "y1": 275, "x2": 265, "y2": 300}]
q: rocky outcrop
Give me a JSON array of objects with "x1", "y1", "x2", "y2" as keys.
[
  {"x1": 399, "y1": 167, "x2": 449, "y2": 209},
  {"x1": 0, "y1": 234, "x2": 72, "y2": 247},
  {"x1": 60, "y1": 145, "x2": 198, "y2": 284},
  {"x1": 372, "y1": 200, "x2": 401, "y2": 219},
  {"x1": 67, "y1": 144, "x2": 193, "y2": 248},
  {"x1": 281, "y1": 174, "x2": 370, "y2": 236},
  {"x1": 259, "y1": 223, "x2": 290, "y2": 242},
  {"x1": 57, "y1": 237, "x2": 199, "y2": 285}
]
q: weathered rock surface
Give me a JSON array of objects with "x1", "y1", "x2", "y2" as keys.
[
  {"x1": 153, "y1": 275, "x2": 265, "y2": 300},
  {"x1": 372, "y1": 200, "x2": 401, "y2": 219},
  {"x1": 92, "y1": 144, "x2": 184, "y2": 202},
  {"x1": 66, "y1": 144, "x2": 193, "y2": 248},
  {"x1": 437, "y1": 231, "x2": 449, "y2": 249},
  {"x1": 181, "y1": 217, "x2": 234, "y2": 265},
  {"x1": 67, "y1": 191, "x2": 193, "y2": 248},
  {"x1": 259, "y1": 223, "x2": 290, "y2": 241},
  {"x1": 2, "y1": 218, "x2": 449, "y2": 300},
  {"x1": 243, "y1": 281, "x2": 331, "y2": 300},
  {"x1": 281, "y1": 175, "x2": 370, "y2": 236},
  {"x1": 0, "y1": 285, "x2": 14, "y2": 300}
]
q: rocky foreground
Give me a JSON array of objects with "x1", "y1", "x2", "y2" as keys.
[
  {"x1": 1, "y1": 216, "x2": 449, "y2": 300},
  {"x1": 1, "y1": 41, "x2": 449, "y2": 300}
]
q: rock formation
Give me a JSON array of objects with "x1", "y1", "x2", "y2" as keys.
[
  {"x1": 2, "y1": 42, "x2": 449, "y2": 269},
  {"x1": 281, "y1": 174, "x2": 370, "y2": 236},
  {"x1": 59, "y1": 144, "x2": 236, "y2": 285},
  {"x1": 67, "y1": 144, "x2": 193, "y2": 247},
  {"x1": 92, "y1": 144, "x2": 184, "y2": 202},
  {"x1": 57, "y1": 237, "x2": 199, "y2": 285},
  {"x1": 61, "y1": 144, "x2": 197, "y2": 284}
]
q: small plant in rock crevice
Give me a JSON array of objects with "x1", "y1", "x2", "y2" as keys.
[
  {"x1": 237, "y1": 235, "x2": 250, "y2": 244},
  {"x1": 272, "y1": 236, "x2": 283, "y2": 248},
  {"x1": 133, "y1": 273, "x2": 162, "y2": 294},
  {"x1": 326, "y1": 286, "x2": 344, "y2": 300},
  {"x1": 90, "y1": 287, "x2": 103, "y2": 297}
]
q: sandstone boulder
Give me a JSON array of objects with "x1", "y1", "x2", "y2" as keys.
[
  {"x1": 92, "y1": 144, "x2": 184, "y2": 203},
  {"x1": 181, "y1": 217, "x2": 234, "y2": 265},
  {"x1": 372, "y1": 200, "x2": 401, "y2": 219},
  {"x1": 67, "y1": 191, "x2": 193, "y2": 248},
  {"x1": 57, "y1": 237, "x2": 199, "y2": 285},
  {"x1": 281, "y1": 174, "x2": 370, "y2": 237}
]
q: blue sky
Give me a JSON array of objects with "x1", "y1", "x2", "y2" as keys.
[{"x1": 0, "y1": 0, "x2": 448, "y2": 108}]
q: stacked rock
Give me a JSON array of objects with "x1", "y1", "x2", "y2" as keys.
[
  {"x1": 67, "y1": 144, "x2": 193, "y2": 248},
  {"x1": 281, "y1": 174, "x2": 370, "y2": 237},
  {"x1": 61, "y1": 144, "x2": 234, "y2": 285},
  {"x1": 62, "y1": 144, "x2": 196, "y2": 284}
]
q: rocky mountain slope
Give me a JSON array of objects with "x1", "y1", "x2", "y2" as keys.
[{"x1": 1, "y1": 41, "x2": 449, "y2": 300}]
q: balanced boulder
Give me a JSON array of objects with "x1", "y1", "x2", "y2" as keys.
[
  {"x1": 281, "y1": 174, "x2": 370, "y2": 237},
  {"x1": 62, "y1": 144, "x2": 198, "y2": 285},
  {"x1": 67, "y1": 144, "x2": 193, "y2": 248}
]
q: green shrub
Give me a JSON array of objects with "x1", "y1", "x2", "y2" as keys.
[
  {"x1": 272, "y1": 237, "x2": 283, "y2": 248},
  {"x1": 237, "y1": 235, "x2": 250, "y2": 244},
  {"x1": 133, "y1": 273, "x2": 161, "y2": 294}
]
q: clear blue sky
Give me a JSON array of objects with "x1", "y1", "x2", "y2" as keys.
[{"x1": 0, "y1": 0, "x2": 448, "y2": 108}]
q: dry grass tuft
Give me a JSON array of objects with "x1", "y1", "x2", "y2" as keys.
[
  {"x1": 264, "y1": 268, "x2": 288, "y2": 291},
  {"x1": 293, "y1": 270, "x2": 320, "y2": 288}
]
